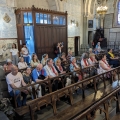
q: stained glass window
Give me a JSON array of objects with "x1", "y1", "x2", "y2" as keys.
[{"x1": 118, "y1": 1, "x2": 120, "y2": 24}]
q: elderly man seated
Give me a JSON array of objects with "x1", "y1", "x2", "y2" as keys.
[
  {"x1": 4, "y1": 59, "x2": 14, "y2": 73},
  {"x1": 6, "y1": 66, "x2": 28, "y2": 107},
  {"x1": 32, "y1": 64, "x2": 48, "y2": 96},
  {"x1": 44, "y1": 58, "x2": 62, "y2": 91}
]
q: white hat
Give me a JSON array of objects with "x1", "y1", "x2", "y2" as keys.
[
  {"x1": 71, "y1": 57, "x2": 75, "y2": 62},
  {"x1": 6, "y1": 59, "x2": 12, "y2": 63}
]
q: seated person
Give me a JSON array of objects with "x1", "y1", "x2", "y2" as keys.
[
  {"x1": 4, "y1": 59, "x2": 13, "y2": 72},
  {"x1": 70, "y1": 57, "x2": 82, "y2": 82},
  {"x1": 6, "y1": 66, "x2": 28, "y2": 107},
  {"x1": 30, "y1": 53, "x2": 40, "y2": 67},
  {"x1": 32, "y1": 64, "x2": 48, "y2": 96},
  {"x1": 107, "y1": 49, "x2": 119, "y2": 68},
  {"x1": 23, "y1": 67, "x2": 35, "y2": 99},
  {"x1": 44, "y1": 58, "x2": 58, "y2": 78},
  {"x1": 88, "y1": 53, "x2": 98, "y2": 65},
  {"x1": 41, "y1": 54, "x2": 48, "y2": 66},
  {"x1": 89, "y1": 48, "x2": 93, "y2": 54},
  {"x1": 60, "y1": 52, "x2": 67, "y2": 62},
  {"x1": 98, "y1": 54, "x2": 111, "y2": 74},
  {"x1": 44, "y1": 58, "x2": 62, "y2": 91},
  {"x1": 53, "y1": 56, "x2": 59, "y2": 63},
  {"x1": 18, "y1": 57, "x2": 28, "y2": 70},
  {"x1": 54, "y1": 58, "x2": 66, "y2": 74},
  {"x1": 67, "y1": 50, "x2": 73, "y2": 61},
  {"x1": 81, "y1": 54, "x2": 90, "y2": 68},
  {"x1": 95, "y1": 42, "x2": 101, "y2": 53}
]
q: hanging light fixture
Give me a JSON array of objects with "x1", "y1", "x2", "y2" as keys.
[{"x1": 96, "y1": 6, "x2": 108, "y2": 15}]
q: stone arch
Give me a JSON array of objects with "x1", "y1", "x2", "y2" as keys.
[
  {"x1": 90, "y1": 0, "x2": 95, "y2": 14},
  {"x1": 114, "y1": 0, "x2": 119, "y2": 8}
]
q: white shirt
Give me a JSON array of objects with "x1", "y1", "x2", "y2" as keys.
[
  {"x1": 21, "y1": 47, "x2": 29, "y2": 57},
  {"x1": 88, "y1": 58, "x2": 95, "y2": 65},
  {"x1": 81, "y1": 59, "x2": 89, "y2": 69},
  {"x1": 18, "y1": 62, "x2": 28, "y2": 69},
  {"x1": 10, "y1": 49, "x2": 18, "y2": 56},
  {"x1": 44, "y1": 65, "x2": 57, "y2": 77},
  {"x1": 98, "y1": 60, "x2": 110, "y2": 74},
  {"x1": 6, "y1": 72, "x2": 23, "y2": 92}
]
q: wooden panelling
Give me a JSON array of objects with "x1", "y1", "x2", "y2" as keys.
[{"x1": 16, "y1": 7, "x2": 68, "y2": 59}]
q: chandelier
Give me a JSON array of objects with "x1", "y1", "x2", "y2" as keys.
[{"x1": 96, "y1": 6, "x2": 108, "y2": 14}]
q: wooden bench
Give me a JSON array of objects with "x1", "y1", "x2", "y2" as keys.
[
  {"x1": 13, "y1": 64, "x2": 99, "y2": 108},
  {"x1": 14, "y1": 66, "x2": 120, "y2": 120},
  {"x1": 21, "y1": 66, "x2": 120, "y2": 120},
  {"x1": 73, "y1": 85, "x2": 120, "y2": 120},
  {"x1": 47, "y1": 83, "x2": 120, "y2": 120}
]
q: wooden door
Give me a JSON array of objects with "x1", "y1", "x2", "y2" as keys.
[
  {"x1": 35, "y1": 26, "x2": 67, "y2": 59},
  {"x1": 74, "y1": 36, "x2": 80, "y2": 56}
]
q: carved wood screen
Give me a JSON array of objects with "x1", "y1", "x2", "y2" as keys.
[{"x1": 15, "y1": 6, "x2": 68, "y2": 59}]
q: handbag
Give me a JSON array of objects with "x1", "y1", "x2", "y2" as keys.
[{"x1": 38, "y1": 75, "x2": 45, "y2": 80}]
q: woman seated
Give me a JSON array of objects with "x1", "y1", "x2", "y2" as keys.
[
  {"x1": 18, "y1": 57, "x2": 28, "y2": 70},
  {"x1": 41, "y1": 54, "x2": 48, "y2": 66},
  {"x1": 81, "y1": 53, "x2": 90, "y2": 68},
  {"x1": 60, "y1": 52, "x2": 67, "y2": 62},
  {"x1": 88, "y1": 53, "x2": 98, "y2": 65},
  {"x1": 89, "y1": 48, "x2": 93, "y2": 54},
  {"x1": 59, "y1": 52, "x2": 68, "y2": 69},
  {"x1": 3, "y1": 59, "x2": 13, "y2": 72},
  {"x1": 107, "y1": 49, "x2": 119, "y2": 68},
  {"x1": 95, "y1": 42, "x2": 101, "y2": 54},
  {"x1": 98, "y1": 54, "x2": 111, "y2": 74},
  {"x1": 30, "y1": 53, "x2": 40, "y2": 67},
  {"x1": 70, "y1": 57, "x2": 82, "y2": 82},
  {"x1": 54, "y1": 58, "x2": 66, "y2": 74}
]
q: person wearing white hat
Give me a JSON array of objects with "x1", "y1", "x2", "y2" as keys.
[
  {"x1": 3, "y1": 59, "x2": 14, "y2": 72},
  {"x1": 70, "y1": 57, "x2": 82, "y2": 82}
]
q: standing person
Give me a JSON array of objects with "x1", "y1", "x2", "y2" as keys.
[
  {"x1": 21, "y1": 43, "x2": 29, "y2": 64},
  {"x1": 10, "y1": 43, "x2": 19, "y2": 65},
  {"x1": 6, "y1": 66, "x2": 28, "y2": 107},
  {"x1": 54, "y1": 43, "x2": 62, "y2": 57}
]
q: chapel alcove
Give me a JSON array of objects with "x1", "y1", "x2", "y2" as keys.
[{"x1": 15, "y1": 5, "x2": 68, "y2": 59}]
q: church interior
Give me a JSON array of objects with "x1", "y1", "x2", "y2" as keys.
[{"x1": 0, "y1": 0, "x2": 120, "y2": 120}]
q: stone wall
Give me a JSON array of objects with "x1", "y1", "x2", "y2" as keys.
[
  {"x1": 63, "y1": 0, "x2": 83, "y2": 54},
  {"x1": 104, "y1": 0, "x2": 120, "y2": 43},
  {"x1": 0, "y1": 39, "x2": 17, "y2": 62},
  {"x1": 16, "y1": 0, "x2": 49, "y2": 9},
  {"x1": 0, "y1": 0, "x2": 17, "y2": 62}
]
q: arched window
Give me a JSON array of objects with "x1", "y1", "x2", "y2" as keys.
[{"x1": 118, "y1": 0, "x2": 120, "y2": 24}]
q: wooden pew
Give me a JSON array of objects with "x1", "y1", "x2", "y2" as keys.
[
  {"x1": 14, "y1": 66, "x2": 120, "y2": 120},
  {"x1": 73, "y1": 85, "x2": 120, "y2": 120}
]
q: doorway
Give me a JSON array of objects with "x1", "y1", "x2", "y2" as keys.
[
  {"x1": 88, "y1": 31, "x2": 93, "y2": 48},
  {"x1": 24, "y1": 25, "x2": 35, "y2": 56},
  {"x1": 74, "y1": 36, "x2": 80, "y2": 56}
]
